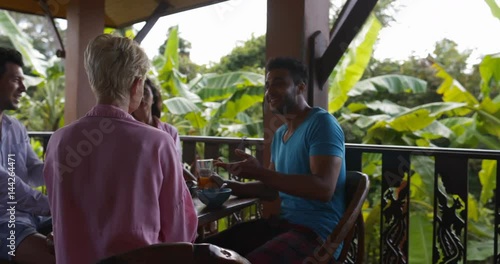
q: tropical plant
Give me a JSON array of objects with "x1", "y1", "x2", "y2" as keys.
[
  {"x1": 15, "y1": 59, "x2": 65, "y2": 131},
  {"x1": 151, "y1": 26, "x2": 265, "y2": 138},
  {"x1": 207, "y1": 34, "x2": 266, "y2": 74},
  {"x1": 0, "y1": 10, "x2": 65, "y2": 132},
  {"x1": 327, "y1": 1, "x2": 500, "y2": 261}
]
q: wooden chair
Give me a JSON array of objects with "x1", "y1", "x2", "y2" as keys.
[
  {"x1": 306, "y1": 171, "x2": 370, "y2": 264},
  {"x1": 96, "y1": 242, "x2": 250, "y2": 264}
]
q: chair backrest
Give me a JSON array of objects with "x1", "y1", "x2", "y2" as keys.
[
  {"x1": 306, "y1": 171, "x2": 370, "y2": 264},
  {"x1": 96, "y1": 243, "x2": 251, "y2": 264}
]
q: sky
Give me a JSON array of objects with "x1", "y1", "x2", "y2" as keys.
[
  {"x1": 136, "y1": 0, "x2": 268, "y2": 66},
  {"x1": 136, "y1": 0, "x2": 500, "y2": 66}
]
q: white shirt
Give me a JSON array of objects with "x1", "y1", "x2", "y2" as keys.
[{"x1": 0, "y1": 114, "x2": 50, "y2": 226}]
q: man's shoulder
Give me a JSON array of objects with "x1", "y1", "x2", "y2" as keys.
[
  {"x1": 310, "y1": 107, "x2": 334, "y2": 119},
  {"x1": 3, "y1": 115, "x2": 27, "y2": 131},
  {"x1": 3, "y1": 114, "x2": 21, "y2": 125},
  {"x1": 309, "y1": 108, "x2": 340, "y2": 126}
]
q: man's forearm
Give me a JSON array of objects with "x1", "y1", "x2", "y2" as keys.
[
  {"x1": 226, "y1": 180, "x2": 278, "y2": 201},
  {"x1": 254, "y1": 170, "x2": 336, "y2": 202}
]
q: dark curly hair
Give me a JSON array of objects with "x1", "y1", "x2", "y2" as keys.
[
  {"x1": 0, "y1": 47, "x2": 24, "y2": 78},
  {"x1": 145, "y1": 78, "x2": 162, "y2": 118},
  {"x1": 265, "y1": 57, "x2": 308, "y2": 86}
]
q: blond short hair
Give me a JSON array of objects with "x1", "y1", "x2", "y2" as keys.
[{"x1": 84, "y1": 34, "x2": 150, "y2": 102}]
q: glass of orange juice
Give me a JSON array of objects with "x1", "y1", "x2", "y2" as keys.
[{"x1": 196, "y1": 159, "x2": 213, "y2": 189}]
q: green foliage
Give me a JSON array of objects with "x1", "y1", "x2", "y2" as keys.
[
  {"x1": 330, "y1": 0, "x2": 401, "y2": 27},
  {"x1": 409, "y1": 213, "x2": 433, "y2": 264},
  {"x1": 485, "y1": 0, "x2": 500, "y2": 20},
  {"x1": 207, "y1": 35, "x2": 266, "y2": 74},
  {"x1": 479, "y1": 160, "x2": 497, "y2": 204},
  {"x1": 329, "y1": 14, "x2": 382, "y2": 113},
  {"x1": 350, "y1": 74, "x2": 427, "y2": 96},
  {"x1": 152, "y1": 25, "x2": 265, "y2": 137},
  {"x1": 158, "y1": 29, "x2": 205, "y2": 81},
  {"x1": 14, "y1": 60, "x2": 65, "y2": 131},
  {"x1": 104, "y1": 26, "x2": 136, "y2": 39},
  {"x1": 327, "y1": 2, "x2": 500, "y2": 262},
  {"x1": 0, "y1": 11, "x2": 65, "y2": 131},
  {"x1": 479, "y1": 53, "x2": 500, "y2": 99},
  {"x1": 0, "y1": 11, "x2": 47, "y2": 76}
]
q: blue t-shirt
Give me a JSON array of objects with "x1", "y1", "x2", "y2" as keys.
[{"x1": 271, "y1": 107, "x2": 346, "y2": 244}]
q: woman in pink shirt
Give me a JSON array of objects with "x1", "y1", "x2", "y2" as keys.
[{"x1": 43, "y1": 34, "x2": 198, "y2": 264}]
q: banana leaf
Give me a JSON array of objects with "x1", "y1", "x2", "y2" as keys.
[
  {"x1": 472, "y1": 131, "x2": 500, "y2": 149},
  {"x1": 163, "y1": 97, "x2": 201, "y2": 115},
  {"x1": 479, "y1": 159, "x2": 497, "y2": 205},
  {"x1": 185, "y1": 111, "x2": 207, "y2": 130},
  {"x1": 408, "y1": 213, "x2": 433, "y2": 264},
  {"x1": 432, "y1": 62, "x2": 478, "y2": 115},
  {"x1": 389, "y1": 102, "x2": 467, "y2": 132},
  {"x1": 479, "y1": 53, "x2": 500, "y2": 98},
  {"x1": 354, "y1": 114, "x2": 391, "y2": 129},
  {"x1": 475, "y1": 109, "x2": 500, "y2": 138},
  {"x1": 349, "y1": 74, "x2": 427, "y2": 97},
  {"x1": 192, "y1": 72, "x2": 265, "y2": 101},
  {"x1": 328, "y1": 14, "x2": 381, "y2": 113},
  {"x1": 163, "y1": 26, "x2": 179, "y2": 71},
  {"x1": 413, "y1": 120, "x2": 453, "y2": 140},
  {"x1": 347, "y1": 102, "x2": 368, "y2": 112},
  {"x1": 485, "y1": 0, "x2": 500, "y2": 21},
  {"x1": 213, "y1": 86, "x2": 264, "y2": 120},
  {"x1": 389, "y1": 109, "x2": 435, "y2": 132},
  {"x1": 364, "y1": 121, "x2": 406, "y2": 145},
  {"x1": 363, "y1": 100, "x2": 410, "y2": 116},
  {"x1": 410, "y1": 156, "x2": 435, "y2": 202},
  {"x1": 0, "y1": 11, "x2": 47, "y2": 76},
  {"x1": 467, "y1": 240, "x2": 494, "y2": 261},
  {"x1": 440, "y1": 117, "x2": 476, "y2": 147}
]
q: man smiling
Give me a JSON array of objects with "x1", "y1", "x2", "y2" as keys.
[
  {"x1": 0, "y1": 47, "x2": 54, "y2": 263},
  {"x1": 206, "y1": 57, "x2": 346, "y2": 263}
]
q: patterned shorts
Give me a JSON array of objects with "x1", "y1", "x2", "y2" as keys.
[{"x1": 245, "y1": 224, "x2": 326, "y2": 264}]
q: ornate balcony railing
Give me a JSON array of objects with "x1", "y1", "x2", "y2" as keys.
[{"x1": 28, "y1": 132, "x2": 500, "y2": 263}]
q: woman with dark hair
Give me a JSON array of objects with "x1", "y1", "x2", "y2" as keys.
[
  {"x1": 148, "y1": 78, "x2": 163, "y2": 119},
  {"x1": 132, "y1": 79, "x2": 182, "y2": 157},
  {"x1": 132, "y1": 79, "x2": 196, "y2": 182}
]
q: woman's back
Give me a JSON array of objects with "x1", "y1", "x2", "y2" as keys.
[{"x1": 43, "y1": 105, "x2": 198, "y2": 264}]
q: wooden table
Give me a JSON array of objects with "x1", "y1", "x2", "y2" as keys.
[{"x1": 195, "y1": 196, "x2": 258, "y2": 227}]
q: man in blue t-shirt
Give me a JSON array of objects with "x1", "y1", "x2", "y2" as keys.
[{"x1": 206, "y1": 57, "x2": 346, "y2": 263}]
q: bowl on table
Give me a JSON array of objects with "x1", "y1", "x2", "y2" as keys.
[{"x1": 196, "y1": 188, "x2": 232, "y2": 209}]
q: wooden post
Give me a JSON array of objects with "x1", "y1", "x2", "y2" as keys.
[
  {"x1": 65, "y1": 0, "x2": 104, "y2": 124},
  {"x1": 263, "y1": 0, "x2": 330, "y2": 217}
]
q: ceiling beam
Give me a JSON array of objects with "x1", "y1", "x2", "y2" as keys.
[
  {"x1": 134, "y1": 1, "x2": 172, "y2": 44},
  {"x1": 315, "y1": 0, "x2": 378, "y2": 88},
  {"x1": 38, "y1": 0, "x2": 66, "y2": 58}
]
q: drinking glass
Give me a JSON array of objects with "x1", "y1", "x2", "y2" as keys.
[{"x1": 196, "y1": 159, "x2": 213, "y2": 189}]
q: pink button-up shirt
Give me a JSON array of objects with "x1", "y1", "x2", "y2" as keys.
[
  {"x1": 153, "y1": 116, "x2": 182, "y2": 160},
  {"x1": 43, "y1": 105, "x2": 198, "y2": 264}
]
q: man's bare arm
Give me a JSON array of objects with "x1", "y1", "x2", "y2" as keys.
[
  {"x1": 250, "y1": 156, "x2": 342, "y2": 202},
  {"x1": 214, "y1": 162, "x2": 278, "y2": 201}
]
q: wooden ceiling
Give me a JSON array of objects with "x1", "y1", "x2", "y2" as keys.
[{"x1": 1, "y1": 0, "x2": 229, "y2": 28}]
